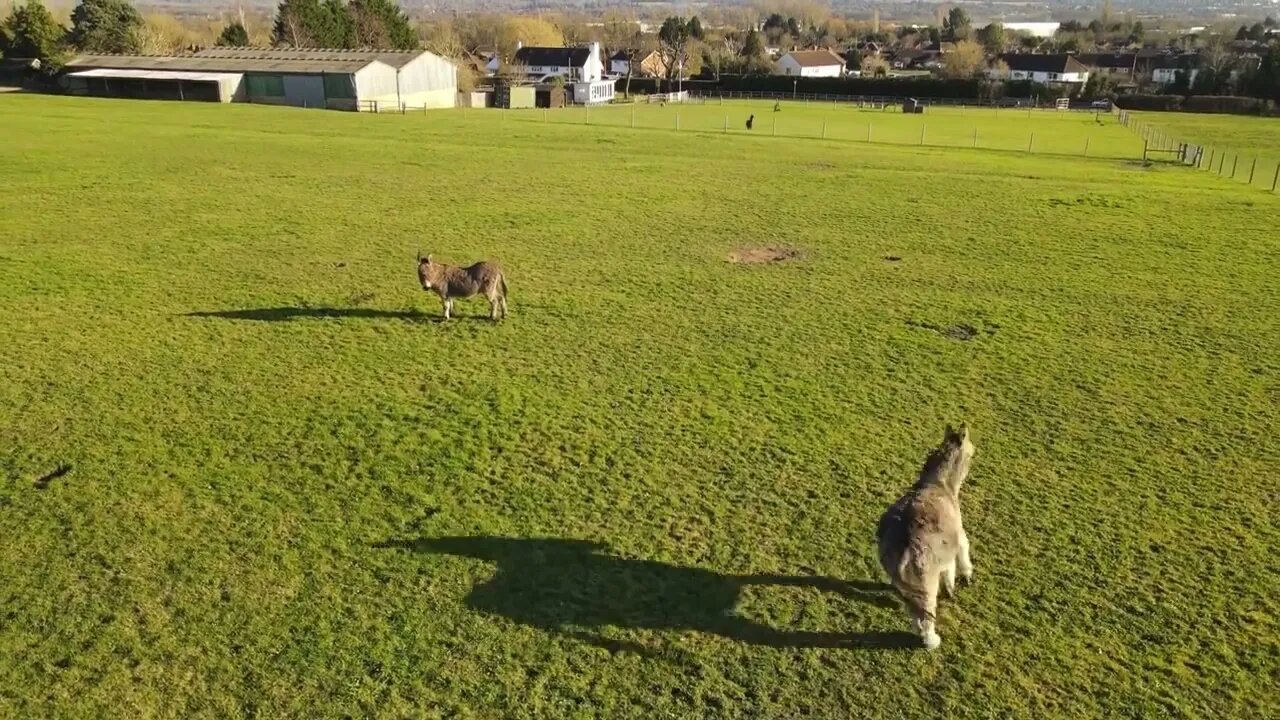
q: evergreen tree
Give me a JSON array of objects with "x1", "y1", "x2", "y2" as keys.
[
  {"x1": 69, "y1": 0, "x2": 142, "y2": 54},
  {"x1": 273, "y1": 0, "x2": 324, "y2": 47},
  {"x1": 348, "y1": 0, "x2": 414, "y2": 49},
  {"x1": 740, "y1": 27, "x2": 763, "y2": 57},
  {"x1": 216, "y1": 21, "x2": 249, "y2": 47},
  {"x1": 2, "y1": 0, "x2": 66, "y2": 66}
]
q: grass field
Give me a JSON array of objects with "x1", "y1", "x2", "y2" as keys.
[
  {"x1": 499, "y1": 98, "x2": 1144, "y2": 158},
  {"x1": 2, "y1": 95, "x2": 1278, "y2": 719},
  {"x1": 1133, "y1": 110, "x2": 1280, "y2": 190}
]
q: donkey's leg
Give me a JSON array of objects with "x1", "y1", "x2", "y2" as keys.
[
  {"x1": 488, "y1": 295, "x2": 499, "y2": 321},
  {"x1": 957, "y1": 530, "x2": 974, "y2": 582},
  {"x1": 942, "y1": 559, "x2": 957, "y2": 598},
  {"x1": 500, "y1": 295, "x2": 508, "y2": 319},
  {"x1": 914, "y1": 576, "x2": 941, "y2": 650},
  {"x1": 442, "y1": 297, "x2": 452, "y2": 320}
]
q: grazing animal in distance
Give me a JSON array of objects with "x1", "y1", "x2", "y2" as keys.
[
  {"x1": 876, "y1": 425, "x2": 976, "y2": 650},
  {"x1": 746, "y1": 114, "x2": 754, "y2": 130},
  {"x1": 416, "y1": 253, "x2": 508, "y2": 321}
]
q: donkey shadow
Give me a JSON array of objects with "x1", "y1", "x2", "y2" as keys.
[
  {"x1": 184, "y1": 307, "x2": 489, "y2": 323},
  {"x1": 375, "y1": 536, "x2": 915, "y2": 651}
]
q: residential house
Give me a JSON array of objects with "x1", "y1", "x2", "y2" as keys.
[
  {"x1": 891, "y1": 48, "x2": 933, "y2": 70},
  {"x1": 775, "y1": 49, "x2": 846, "y2": 77},
  {"x1": 992, "y1": 54, "x2": 1091, "y2": 84},
  {"x1": 608, "y1": 49, "x2": 666, "y2": 78},
  {"x1": 1150, "y1": 53, "x2": 1201, "y2": 86},
  {"x1": 1078, "y1": 53, "x2": 1139, "y2": 84},
  {"x1": 510, "y1": 42, "x2": 604, "y2": 82}
]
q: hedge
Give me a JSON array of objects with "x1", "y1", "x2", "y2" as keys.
[
  {"x1": 1180, "y1": 95, "x2": 1276, "y2": 115},
  {"x1": 1115, "y1": 94, "x2": 1276, "y2": 115},
  {"x1": 1114, "y1": 95, "x2": 1184, "y2": 111},
  {"x1": 615, "y1": 75, "x2": 983, "y2": 99}
]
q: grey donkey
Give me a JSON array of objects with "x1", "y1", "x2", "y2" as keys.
[
  {"x1": 416, "y1": 253, "x2": 508, "y2": 321},
  {"x1": 877, "y1": 425, "x2": 976, "y2": 650}
]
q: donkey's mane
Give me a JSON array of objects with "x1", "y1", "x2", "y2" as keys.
[{"x1": 915, "y1": 440, "x2": 966, "y2": 491}]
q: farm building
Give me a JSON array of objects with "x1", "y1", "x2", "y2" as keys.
[
  {"x1": 63, "y1": 48, "x2": 458, "y2": 111},
  {"x1": 775, "y1": 49, "x2": 846, "y2": 77}
]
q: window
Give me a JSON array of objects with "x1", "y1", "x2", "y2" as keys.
[
  {"x1": 323, "y1": 73, "x2": 354, "y2": 99},
  {"x1": 246, "y1": 74, "x2": 284, "y2": 97}
]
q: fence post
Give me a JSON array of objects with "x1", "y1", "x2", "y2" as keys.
[
  {"x1": 724, "y1": 115, "x2": 728, "y2": 133},
  {"x1": 1143, "y1": 139, "x2": 1148, "y2": 162},
  {"x1": 1218, "y1": 152, "x2": 1226, "y2": 175},
  {"x1": 1231, "y1": 155, "x2": 1238, "y2": 179},
  {"x1": 1028, "y1": 133, "x2": 1034, "y2": 153},
  {"x1": 1249, "y1": 158, "x2": 1257, "y2": 185},
  {"x1": 973, "y1": 127, "x2": 978, "y2": 148},
  {"x1": 1272, "y1": 163, "x2": 1280, "y2": 192},
  {"x1": 1084, "y1": 137, "x2": 1090, "y2": 157},
  {"x1": 920, "y1": 123, "x2": 926, "y2": 145},
  {"x1": 867, "y1": 122, "x2": 872, "y2": 143},
  {"x1": 676, "y1": 111, "x2": 680, "y2": 131},
  {"x1": 1207, "y1": 147, "x2": 1214, "y2": 170},
  {"x1": 822, "y1": 120, "x2": 826, "y2": 139}
]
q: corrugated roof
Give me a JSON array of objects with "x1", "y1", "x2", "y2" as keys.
[
  {"x1": 67, "y1": 68, "x2": 243, "y2": 82},
  {"x1": 66, "y1": 53, "x2": 385, "y2": 74},
  {"x1": 782, "y1": 49, "x2": 845, "y2": 68},
  {"x1": 192, "y1": 47, "x2": 428, "y2": 70}
]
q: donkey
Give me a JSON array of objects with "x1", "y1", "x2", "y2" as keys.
[
  {"x1": 416, "y1": 253, "x2": 508, "y2": 321},
  {"x1": 876, "y1": 425, "x2": 976, "y2": 650}
]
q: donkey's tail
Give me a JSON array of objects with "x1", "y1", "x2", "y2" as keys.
[{"x1": 500, "y1": 274, "x2": 509, "y2": 298}]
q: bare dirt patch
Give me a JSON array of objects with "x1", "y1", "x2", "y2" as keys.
[
  {"x1": 884, "y1": 255, "x2": 902, "y2": 262},
  {"x1": 728, "y1": 247, "x2": 800, "y2": 265}
]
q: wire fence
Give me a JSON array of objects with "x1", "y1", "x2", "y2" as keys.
[
  {"x1": 367, "y1": 100, "x2": 1143, "y2": 161},
  {"x1": 1116, "y1": 109, "x2": 1280, "y2": 193}
]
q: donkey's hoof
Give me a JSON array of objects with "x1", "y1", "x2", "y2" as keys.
[{"x1": 922, "y1": 632, "x2": 941, "y2": 650}]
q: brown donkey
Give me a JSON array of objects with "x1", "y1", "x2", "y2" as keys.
[
  {"x1": 876, "y1": 425, "x2": 976, "y2": 650},
  {"x1": 417, "y1": 253, "x2": 508, "y2": 321}
]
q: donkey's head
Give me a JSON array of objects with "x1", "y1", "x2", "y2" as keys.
[
  {"x1": 416, "y1": 252, "x2": 435, "y2": 290},
  {"x1": 919, "y1": 424, "x2": 976, "y2": 494}
]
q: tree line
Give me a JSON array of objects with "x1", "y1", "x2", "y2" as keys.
[{"x1": 0, "y1": 0, "x2": 417, "y2": 77}]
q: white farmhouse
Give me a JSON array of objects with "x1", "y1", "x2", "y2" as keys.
[
  {"x1": 775, "y1": 49, "x2": 846, "y2": 78},
  {"x1": 512, "y1": 42, "x2": 604, "y2": 82}
]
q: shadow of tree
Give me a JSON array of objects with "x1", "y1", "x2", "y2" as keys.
[{"x1": 375, "y1": 536, "x2": 917, "y2": 651}]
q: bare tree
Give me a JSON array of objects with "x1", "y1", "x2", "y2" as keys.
[{"x1": 605, "y1": 15, "x2": 655, "y2": 97}]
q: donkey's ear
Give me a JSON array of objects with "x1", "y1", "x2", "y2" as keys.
[
  {"x1": 958, "y1": 424, "x2": 970, "y2": 443},
  {"x1": 943, "y1": 424, "x2": 959, "y2": 443},
  {"x1": 426, "y1": 254, "x2": 433, "y2": 265}
]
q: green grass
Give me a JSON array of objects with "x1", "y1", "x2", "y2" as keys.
[
  {"x1": 1134, "y1": 111, "x2": 1280, "y2": 190},
  {"x1": 514, "y1": 99, "x2": 1142, "y2": 158},
  {"x1": 1, "y1": 95, "x2": 1278, "y2": 719}
]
